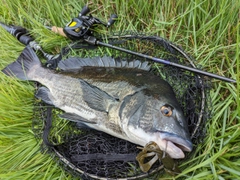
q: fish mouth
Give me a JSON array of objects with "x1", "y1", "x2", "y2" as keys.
[{"x1": 158, "y1": 131, "x2": 193, "y2": 159}]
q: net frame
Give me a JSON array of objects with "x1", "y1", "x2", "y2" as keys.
[{"x1": 32, "y1": 32, "x2": 211, "y2": 179}]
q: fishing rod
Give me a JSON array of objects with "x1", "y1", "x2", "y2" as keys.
[
  {"x1": 0, "y1": 5, "x2": 236, "y2": 83},
  {"x1": 84, "y1": 36, "x2": 237, "y2": 83},
  {"x1": 48, "y1": 5, "x2": 236, "y2": 84}
]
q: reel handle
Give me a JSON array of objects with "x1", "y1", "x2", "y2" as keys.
[
  {"x1": 79, "y1": 6, "x2": 90, "y2": 17},
  {"x1": 107, "y1": 14, "x2": 118, "y2": 27}
]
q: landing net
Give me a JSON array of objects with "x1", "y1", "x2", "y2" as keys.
[{"x1": 33, "y1": 32, "x2": 211, "y2": 179}]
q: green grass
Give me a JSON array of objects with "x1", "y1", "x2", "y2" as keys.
[{"x1": 0, "y1": 0, "x2": 239, "y2": 179}]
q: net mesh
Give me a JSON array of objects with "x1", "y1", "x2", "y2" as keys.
[{"x1": 32, "y1": 32, "x2": 211, "y2": 179}]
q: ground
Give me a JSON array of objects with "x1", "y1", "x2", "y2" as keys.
[{"x1": 0, "y1": 1, "x2": 239, "y2": 179}]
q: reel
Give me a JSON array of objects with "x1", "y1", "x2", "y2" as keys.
[{"x1": 63, "y1": 6, "x2": 118, "y2": 40}]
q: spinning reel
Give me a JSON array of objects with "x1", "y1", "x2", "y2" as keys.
[{"x1": 63, "y1": 6, "x2": 117, "y2": 40}]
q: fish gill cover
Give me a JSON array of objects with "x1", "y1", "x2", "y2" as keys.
[{"x1": 32, "y1": 32, "x2": 211, "y2": 180}]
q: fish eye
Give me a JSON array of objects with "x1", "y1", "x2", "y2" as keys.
[{"x1": 160, "y1": 105, "x2": 172, "y2": 117}]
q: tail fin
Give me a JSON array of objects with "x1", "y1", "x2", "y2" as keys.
[{"x1": 2, "y1": 46, "x2": 41, "y2": 80}]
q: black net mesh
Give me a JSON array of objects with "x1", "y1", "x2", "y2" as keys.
[{"x1": 32, "y1": 32, "x2": 211, "y2": 179}]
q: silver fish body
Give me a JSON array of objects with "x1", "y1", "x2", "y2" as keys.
[{"x1": 2, "y1": 46, "x2": 192, "y2": 159}]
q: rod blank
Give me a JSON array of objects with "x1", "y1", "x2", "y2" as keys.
[{"x1": 96, "y1": 41, "x2": 236, "y2": 83}]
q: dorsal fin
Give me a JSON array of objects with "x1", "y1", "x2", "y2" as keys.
[{"x1": 58, "y1": 56, "x2": 151, "y2": 71}]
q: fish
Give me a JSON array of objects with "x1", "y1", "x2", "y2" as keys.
[{"x1": 2, "y1": 46, "x2": 192, "y2": 159}]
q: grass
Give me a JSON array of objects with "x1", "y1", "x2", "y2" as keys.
[{"x1": 0, "y1": 0, "x2": 239, "y2": 179}]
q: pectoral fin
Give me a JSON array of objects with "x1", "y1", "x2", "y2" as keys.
[{"x1": 80, "y1": 80, "x2": 118, "y2": 112}]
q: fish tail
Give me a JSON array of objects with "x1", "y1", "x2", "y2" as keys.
[{"x1": 2, "y1": 46, "x2": 41, "y2": 80}]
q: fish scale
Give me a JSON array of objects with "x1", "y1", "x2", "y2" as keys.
[
  {"x1": 34, "y1": 70, "x2": 104, "y2": 121},
  {"x1": 139, "y1": 99, "x2": 155, "y2": 131}
]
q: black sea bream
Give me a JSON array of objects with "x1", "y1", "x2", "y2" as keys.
[{"x1": 2, "y1": 46, "x2": 192, "y2": 159}]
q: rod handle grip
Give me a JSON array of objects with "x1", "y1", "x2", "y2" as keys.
[{"x1": 51, "y1": 26, "x2": 67, "y2": 37}]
